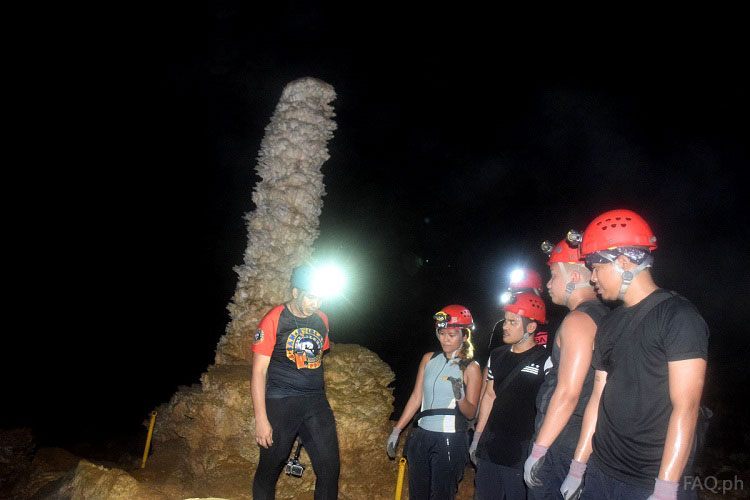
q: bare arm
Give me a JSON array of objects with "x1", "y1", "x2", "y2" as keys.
[
  {"x1": 457, "y1": 361, "x2": 482, "y2": 419},
  {"x1": 251, "y1": 352, "x2": 273, "y2": 448},
  {"x1": 394, "y1": 353, "x2": 433, "y2": 430},
  {"x1": 475, "y1": 373, "x2": 496, "y2": 433},
  {"x1": 659, "y1": 358, "x2": 706, "y2": 481},
  {"x1": 535, "y1": 312, "x2": 597, "y2": 447},
  {"x1": 573, "y1": 369, "x2": 607, "y2": 463},
  {"x1": 474, "y1": 366, "x2": 490, "y2": 419}
]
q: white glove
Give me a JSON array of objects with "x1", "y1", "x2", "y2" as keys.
[
  {"x1": 560, "y1": 459, "x2": 586, "y2": 500},
  {"x1": 523, "y1": 443, "x2": 548, "y2": 487},
  {"x1": 446, "y1": 376, "x2": 465, "y2": 401},
  {"x1": 646, "y1": 478, "x2": 679, "y2": 500},
  {"x1": 469, "y1": 431, "x2": 481, "y2": 465},
  {"x1": 386, "y1": 427, "x2": 401, "y2": 459}
]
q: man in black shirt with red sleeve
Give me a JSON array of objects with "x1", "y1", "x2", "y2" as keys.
[
  {"x1": 251, "y1": 265, "x2": 339, "y2": 500},
  {"x1": 560, "y1": 210, "x2": 708, "y2": 500}
]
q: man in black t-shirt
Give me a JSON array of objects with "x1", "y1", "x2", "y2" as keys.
[
  {"x1": 473, "y1": 293, "x2": 549, "y2": 500},
  {"x1": 560, "y1": 210, "x2": 708, "y2": 500},
  {"x1": 251, "y1": 265, "x2": 339, "y2": 500}
]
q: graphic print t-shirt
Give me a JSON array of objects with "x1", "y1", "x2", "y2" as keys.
[
  {"x1": 252, "y1": 304, "x2": 330, "y2": 398},
  {"x1": 477, "y1": 344, "x2": 547, "y2": 467}
]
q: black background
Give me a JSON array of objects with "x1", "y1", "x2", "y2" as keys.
[{"x1": 3, "y1": 4, "x2": 747, "y2": 458}]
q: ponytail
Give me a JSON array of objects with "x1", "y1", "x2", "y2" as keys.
[{"x1": 458, "y1": 328, "x2": 475, "y2": 369}]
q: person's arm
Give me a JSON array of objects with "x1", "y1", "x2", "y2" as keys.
[
  {"x1": 456, "y1": 361, "x2": 481, "y2": 419},
  {"x1": 251, "y1": 351, "x2": 273, "y2": 448},
  {"x1": 387, "y1": 352, "x2": 432, "y2": 458},
  {"x1": 658, "y1": 358, "x2": 706, "y2": 481},
  {"x1": 475, "y1": 372, "x2": 495, "y2": 433},
  {"x1": 475, "y1": 366, "x2": 490, "y2": 419},
  {"x1": 573, "y1": 369, "x2": 607, "y2": 463},
  {"x1": 535, "y1": 312, "x2": 597, "y2": 447},
  {"x1": 394, "y1": 352, "x2": 432, "y2": 430}
]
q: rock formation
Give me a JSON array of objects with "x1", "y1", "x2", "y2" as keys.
[{"x1": 139, "y1": 77, "x2": 402, "y2": 499}]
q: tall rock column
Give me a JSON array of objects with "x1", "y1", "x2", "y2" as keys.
[{"x1": 215, "y1": 77, "x2": 337, "y2": 365}]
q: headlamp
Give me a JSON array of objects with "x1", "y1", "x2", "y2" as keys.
[
  {"x1": 499, "y1": 290, "x2": 518, "y2": 305},
  {"x1": 309, "y1": 265, "x2": 346, "y2": 297},
  {"x1": 433, "y1": 311, "x2": 451, "y2": 329},
  {"x1": 540, "y1": 240, "x2": 554, "y2": 255},
  {"x1": 509, "y1": 268, "x2": 525, "y2": 284},
  {"x1": 566, "y1": 230, "x2": 583, "y2": 246}
]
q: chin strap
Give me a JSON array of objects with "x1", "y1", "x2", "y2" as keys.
[
  {"x1": 513, "y1": 333, "x2": 531, "y2": 347},
  {"x1": 597, "y1": 252, "x2": 653, "y2": 300},
  {"x1": 557, "y1": 262, "x2": 592, "y2": 306}
]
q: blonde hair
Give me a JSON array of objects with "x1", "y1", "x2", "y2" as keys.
[{"x1": 458, "y1": 328, "x2": 475, "y2": 369}]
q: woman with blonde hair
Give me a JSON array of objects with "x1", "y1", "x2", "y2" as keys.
[{"x1": 385, "y1": 304, "x2": 482, "y2": 499}]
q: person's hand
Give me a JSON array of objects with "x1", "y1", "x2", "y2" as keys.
[
  {"x1": 560, "y1": 459, "x2": 586, "y2": 500},
  {"x1": 646, "y1": 478, "x2": 679, "y2": 500},
  {"x1": 524, "y1": 443, "x2": 548, "y2": 487},
  {"x1": 386, "y1": 427, "x2": 401, "y2": 459},
  {"x1": 255, "y1": 418, "x2": 274, "y2": 449},
  {"x1": 446, "y1": 376, "x2": 465, "y2": 401},
  {"x1": 469, "y1": 431, "x2": 481, "y2": 465}
]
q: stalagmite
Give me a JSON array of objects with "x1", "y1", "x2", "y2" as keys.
[{"x1": 135, "y1": 77, "x2": 403, "y2": 499}]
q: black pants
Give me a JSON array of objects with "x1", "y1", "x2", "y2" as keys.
[
  {"x1": 252, "y1": 394, "x2": 339, "y2": 500},
  {"x1": 580, "y1": 457, "x2": 698, "y2": 500},
  {"x1": 406, "y1": 426, "x2": 468, "y2": 500},
  {"x1": 474, "y1": 458, "x2": 526, "y2": 500}
]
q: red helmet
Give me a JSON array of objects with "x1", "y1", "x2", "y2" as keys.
[
  {"x1": 434, "y1": 304, "x2": 474, "y2": 329},
  {"x1": 581, "y1": 209, "x2": 658, "y2": 256},
  {"x1": 509, "y1": 268, "x2": 543, "y2": 295},
  {"x1": 503, "y1": 293, "x2": 546, "y2": 323},
  {"x1": 545, "y1": 239, "x2": 582, "y2": 266}
]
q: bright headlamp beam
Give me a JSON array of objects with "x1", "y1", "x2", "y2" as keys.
[
  {"x1": 509, "y1": 268, "x2": 525, "y2": 284},
  {"x1": 310, "y1": 265, "x2": 346, "y2": 298},
  {"x1": 500, "y1": 291, "x2": 512, "y2": 304}
]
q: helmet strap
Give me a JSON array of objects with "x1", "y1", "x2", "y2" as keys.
[
  {"x1": 558, "y1": 262, "x2": 593, "y2": 307},
  {"x1": 607, "y1": 254, "x2": 653, "y2": 301}
]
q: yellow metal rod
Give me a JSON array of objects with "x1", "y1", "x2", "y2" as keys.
[
  {"x1": 394, "y1": 457, "x2": 407, "y2": 500},
  {"x1": 141, "y1": 411, "x2": 157, "y2": 469}
]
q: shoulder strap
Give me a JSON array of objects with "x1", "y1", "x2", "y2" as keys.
[
  {"x1": 632, "y1": 290, "x2": 676, "y2": 329},
  {"x1": 611, "y1": 290, "x2": 676, "y2": 353},
  {"x1": 492, "y1": 347, "x2": 546, "y2": 396}
]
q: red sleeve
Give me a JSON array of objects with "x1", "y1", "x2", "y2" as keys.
[
  {"x1": 316, "y1": 310, "x2": 330, "y2": 350},
  {"x1": 252, "y1": 305, "x2": 284, "y2": 356}
]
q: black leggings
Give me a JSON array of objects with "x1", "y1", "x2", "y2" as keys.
[{"x1": 252, "y1": 394, "x2": 340, "y2": 500}]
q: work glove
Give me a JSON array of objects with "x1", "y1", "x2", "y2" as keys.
[
  {"x1": 469, "y1": 431, "x2": 481, "y2": 466},
  {"x1": 646, "y1": 478, "x2": 679, "y2": 500},
  {"x1": 446, "y1": 375, "x2": 465, "y2": 401},
  {"x1": 523, "y1": 443, "x2": 548, "y2": 487},
  {"x1": 386, "y1": 427, "x2": 401, "y2": 459},
  {"x1": 560, "y1": 459, "x2": 587, "y2": 500}
]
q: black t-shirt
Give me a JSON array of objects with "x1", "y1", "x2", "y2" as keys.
[
  {"x1": 477, "y1": 344, "x2": 547, "y2": 467},
  {"x1": 534, "y1": 299, "x2": 610, "y2": 451},
  {"x1": 591, "y1": 289, "x2": 709, "y2": 486},
  {"x1": 252, "y1": 304, "x2": 330, "y2": 398}
]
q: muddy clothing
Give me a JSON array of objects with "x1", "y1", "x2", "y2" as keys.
[
  {"x1": 252, "y1": 304, "x2": 330, "y2": 398},
  {"x1": 533, "y1": 299, "x2": 610, "y2": 452},
  {"x1": 591, "y1": 289, "x2": 709, "y2": 487}
]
